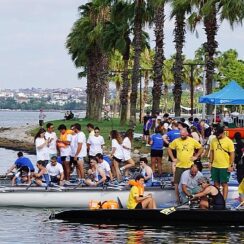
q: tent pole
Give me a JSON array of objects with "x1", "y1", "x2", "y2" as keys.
[
  {"x1": 202, "y1": 70, "x2": 206, "y2": 119},
  {"x1": 214, "y1": 105, "x2": 217, "y2": 123}
]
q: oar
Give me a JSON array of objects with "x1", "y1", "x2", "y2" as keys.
[
  {"x1": 160, "y1": 201, "x2": 189, "y2": 215},
  {"x1": 73, "y1": 179, "x2": 84, "y2": 190},
  {"x1": 236, "y1": 201, "x2": 244, "y2": 209},
  {"x1": 26, "y1": 180, "x2": 35, "y2": 190}
]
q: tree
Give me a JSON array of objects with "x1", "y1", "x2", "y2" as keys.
[
  {"x1": 215, "y1": 49, "x2": 244, "y2": 87},
  {"x1": 66, "y1": 1, "x2": 110, "y2": 120},
  {"x1": 171, "y1": 0, "x2": 192, "y2": 116},
  {"x1": 151, "y1": 0, "x2": 166, "y2": 115},
  {"x1": 102, "y1": 0, "x2": 134, "y2": 125}
]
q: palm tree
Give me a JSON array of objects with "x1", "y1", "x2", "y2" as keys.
[
  {"x1": 102, "y1": 0, "x2": 134, "y2": 125},
  {"x1": 140, "y1": 47, "x2": 154, "y2": 120},
  {"x1": 190, "y1": 0, "x2": 244, "y2": 115},
  {"x1": 151, "y1": 0, "x2": 166, "y2": 115},
  {"x1": 66, "y1": 1, "x2": 110, "y2": 120},
  {"x1": 171, "y1": 0, "x2": 192, "y2": 117}
]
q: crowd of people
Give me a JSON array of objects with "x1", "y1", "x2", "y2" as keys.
[{"x1": 5, "y1": 112, "x2": 244, "y2": 210}]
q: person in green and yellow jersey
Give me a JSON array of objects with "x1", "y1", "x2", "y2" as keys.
[
  {"x1": 168, "y1": 128, "x2": 203, "y2": 203},
  {"x1": 209, "y1": 126, "x2": 235, "y2": 200}
]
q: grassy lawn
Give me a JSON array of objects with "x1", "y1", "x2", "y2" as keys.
[{"x1": 31, "y1": 118, "x2": 150, "y2": 153}]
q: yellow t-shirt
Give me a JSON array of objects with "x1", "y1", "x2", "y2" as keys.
[
  {"x1": 127, "y1": 186, "x2": 139, "y2": 209},
  {"x1": 169, "y1": 137, "x2": 202, "y2": 168},
  {"x1": 210, "y1": 136, "x2": 235, "y2": 168},
  {"x1": 239, "y1": 179, "x2": 244, "y2": 194}
]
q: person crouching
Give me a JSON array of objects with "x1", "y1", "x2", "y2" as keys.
[{"x1": 127, "y1": 174, "x2": 156, "y2": 209}]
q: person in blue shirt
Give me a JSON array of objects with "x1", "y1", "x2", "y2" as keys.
[
  {"x1": 163, "y1": 122, "x2": 180, "y2": 183},
  {"x1": 149, "y1": 127, "x2": 164, "y2": 175},
  {"x1": 6, "y1": 151, "x2": 35, "y2": 176}
]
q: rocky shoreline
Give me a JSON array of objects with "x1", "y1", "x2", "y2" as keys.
[{"x1": 0, "y1": 125, "x2": 35, "y2": 154}]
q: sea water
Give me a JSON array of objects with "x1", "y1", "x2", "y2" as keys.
[{"x1": 0, "y1": 112, "x2": 243, "y2": 243}]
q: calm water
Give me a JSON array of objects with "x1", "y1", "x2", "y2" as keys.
[
  {"x1": 0, "y1": 112, "x2": 243, "y2": 243},
  {"x1": 0, "y1": 110, "x2": 85, "y2": 127}
]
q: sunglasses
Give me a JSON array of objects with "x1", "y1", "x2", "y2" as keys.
[{"x1": 94, "y1": 131, "x2": 100, "y2": 133}]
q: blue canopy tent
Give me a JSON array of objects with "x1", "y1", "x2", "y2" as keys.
[
  {"x1": 199, "y1": 80, "x2": 244, "y2": 105},
  {"x1": 199, "y1": 80, "x2": 244, "y2": 120}
]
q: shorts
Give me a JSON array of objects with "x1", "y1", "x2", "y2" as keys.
[
  {"x1": 143, "y1": 129, "x2": 150, "y2": 136},
  {"x1": 174, "y1": 167, "x2": 189, "y2": 184},
  {"x1": 135, "y1": 202, "x2": 142, "y2": 209},
  {"x1": 211, "y1": 167, "x2": 230, "y2": 183},
  {"x1": 61, "y1": 156, "x2": 70, "y2": 162},
  {"x1": 112, "y1": 156, "x2": 122, "y2": 163},
  {"x1": 50, "y1": 175, "x2": 60, "y2": 184},
  {"x1": 70, "y1": 156, "x2": 84, "y2": 165},
  {"x1": 151, "y1": 149, "x2": 163, "y2": 158}
]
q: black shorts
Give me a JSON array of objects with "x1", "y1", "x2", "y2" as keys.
[
  {"x1": 151, "y1": 149, "x2": 163, "y2": 158},
  {"x1": 61, "y1": 156, "x2": 70, "y2": 162},
  {"x1": 112, "y1": 156, "x2": 122, "y2": 163},
  {"x1": 143, "y1": 129, "x2": 150, "y2": 136},
  {"x1": 39, "y1": 120, "x2": 44, "y2": 127},
  {"x1": 135, "y1": 202, "x2": 142, "y2": 209}
]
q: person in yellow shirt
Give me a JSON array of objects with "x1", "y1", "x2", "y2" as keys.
[
  {"x1": 209, "y1": 126, "x2": 235, "y2": 200},
  {"x1": 127, "y1": 174, "x2": 156, "y2": 209},
  {"x1": 168, "y1": 128, "x2": 203, "y2": 203}
]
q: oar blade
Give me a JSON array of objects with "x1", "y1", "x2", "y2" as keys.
[{"x1": 160, "y1": 207, "x2": 176, "y2": 215}]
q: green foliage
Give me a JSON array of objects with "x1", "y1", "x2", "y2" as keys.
[{"x1": 215, "y1": 49, "x2": 244, "y2": 87}]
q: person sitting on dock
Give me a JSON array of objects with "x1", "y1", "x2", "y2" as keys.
[
  {"x1": 6, "y1": 151, "x2": 35, "y2": 176},
  {"x1": 127, "y1": 174, "x2": 156, "y2": 209},
  {"x1": 190, "y1": 177, "x2": 226, "y2": 210},
  {"x1": 46, "y1": 156, "x2": 64, "y2": 185},
  {"x1": 11, "y1": 166, "x2": 31, "y2": 186},
  {"x1": 84, "y1": 158, "x2": 107, "y2": 187},
  {"x1": 33, "y1": 161, "x2": 50, "y2": 187},
  {"x1": 178, "y1": 164, "x2": 203, "y2": 203},
  {"x1": 139, "y1": 157, "x2": 153, "y2": 187}
]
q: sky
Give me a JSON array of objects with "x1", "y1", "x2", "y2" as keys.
[{"x1": 0, "y1": 0, "x2": 243, "y2": 89}]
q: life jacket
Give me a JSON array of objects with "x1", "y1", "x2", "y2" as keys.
[
  {"x1": 58, "y1": 129, "x2": 73, "y2": 148},
  {"x1": 89, "y1": 200, "x2": 102, "y2": 210},
  {"x1": 101, "y1": 200, "x2": 119, "y2": 209},
  {"x1": 128, "y1": 180, "x2": 144, "y2": 196}
]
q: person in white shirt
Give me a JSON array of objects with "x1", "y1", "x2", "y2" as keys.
[
  {"x1": 45, "y1": 123, "x2": 58, "y2": 158},
  {"x1": 120, "y1": 129, "x2": 135, "y2": 176},
  {"x1": 57, "y1": 124, "x2": 72, "y2": 180},
  {"x1": 39, "y1": 109, "x2": 46, "y2": 127},
  {"x1": 96, "y1": 153, "x2": 113, "y2": 181},
  {"x1": 86, "y1": 123, "x2": 95, "y2": 138},
  {"x1": 178, "y1": 164, "x2": 203, "y2": 203},
  {"x1": 46, "y1": 156, "x2": 64, "y2": 185},
  {"x1": 70, "y1": 123, "x2": 87, "y2": 180},
  {"x1": 87, "y1": 127, "x2": 105, "y2": 157},
  {"x1": 34, "y1": 128, "x2": 49, "y2": 166},
  {"x1": 110, "y1": 130, "x2": 124, "y2": 181}
]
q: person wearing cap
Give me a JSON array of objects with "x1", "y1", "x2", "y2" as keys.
[
  {"x1": 209, "y1": 126, "x2": 235, "y2": 200},
  {"x1": 168, "y1": 128, "x2": 203, "y2": 203},
  {"x1": 191, "y1": 177, "x2": 226, "y2": 210}
]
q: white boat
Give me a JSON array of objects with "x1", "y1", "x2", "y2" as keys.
[{"x1": 0, "y1": 185, "x2": 239, "y2": 208}]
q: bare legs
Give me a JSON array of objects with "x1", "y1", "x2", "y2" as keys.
[
  {"x1": 141, "y1": 196, "x2": 157, "y2": 209},
  {"x1": 113, "y1": 160, "x2": 122, "y2": 181},
  {"x1": 76, "y1": 160, "x2": 84, "y2": 179},
  {"x1": 151, "y1": 157, "x2": 162, "y2": 175}
]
